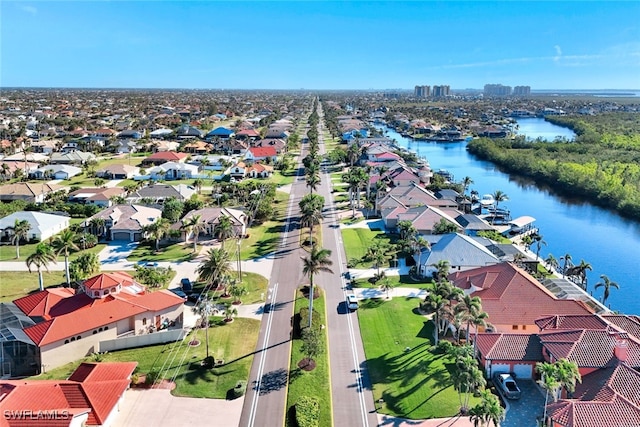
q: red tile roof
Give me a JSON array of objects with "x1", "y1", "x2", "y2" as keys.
[
  {"x1": 248, "y1": 146, "x2": 277, "y2": 157},
  {"x1": 83, "y1": 271, "x2": 136, "y2": 291},
  {"x1": 449, "y1": 263, "x2": 593, "y2": 328},
  {"x1": 535, "y1": 314, "x2": 610, "y2": 332},
  {"x1": 0, "y1": 362, "x2": 136, "y2": 426},
  {"x1": 547, "y1": 363, "x2": 640, "y2": 427},
  {"x1": 476, "y1": 333, "x2": 542, "y2": 361},
  {"x1": 13, "y1": 288, "x2": 75, "y2": 319}
]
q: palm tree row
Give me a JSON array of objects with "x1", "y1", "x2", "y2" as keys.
[{"x1": 536, "y1": 359, "x2": 581, "y2": 423}]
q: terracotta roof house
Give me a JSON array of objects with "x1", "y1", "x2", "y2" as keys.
[
  {"x1": 228, "y1": 161, "x2": 247, "y2": 181},
  {"x1": 12, "y1": 271, "x2": 184, "y2": 372},
  {"x1": 0, "y1": 362, "x2": 137, "y2": 426},
  {"x1": 182, "y1": 207, "x2": 247, "y2": 239},
  {"x1": 0, "y1": 160, "x2": 40, "y2": 179},
  {"x1": 475, "y1": 333, "x2": 543, "y2": 379},
  {"x1": 546, "y1": 363, "x2": 640, "y2": 427},
  {"x1": 183, "y1": 140, "x2": 211, "y2": 154},
  {"x1": 246, "y1": 163, "x2": 274, "y2": 179},
  {"x1": 0, "y1": 211, "x2": 70, "y2": 242},
  {"x1": 449, "y1": 263, "x2": 594, "y2": 334},
  {"x1": 84, "y1": 204, "x2": 161, "y2": 241},
  {"x1": 140, "y1": 151, "x2": 188, "y2": 166},
  {"x1": 68, "y1": 187, "x2": 126, "y2": 208},
  {"x1": 236, "y1": 128, "x2": 260, "y2": 140},
  {"x1": 126, "y1": 184, "x2": 196, "y2": 204},
  {"x1": 96, "y1": 164, "x2": 140, "y2": 180},
  {"x1": 245, "y1": 146, "x2": 278, "y2": 163}
]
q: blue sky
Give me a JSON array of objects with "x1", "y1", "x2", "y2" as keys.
[{"x1": 2, "y1": 1, "x2": 639, "y2": 90}]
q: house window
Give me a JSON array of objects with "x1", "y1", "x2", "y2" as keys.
[
  {"x1": 111, "y1": 287, "x2": 116, "y2": 293},
  {"x1": 98, "y1": 327, "x2": 103, "y2": 332},
  {"x1": 94, "y1": 291, "x2": 99, "y2": 297},
  {"x1": 70, "y1": 337, "x2": 75, "y2": 342},
  {"x1": 512, "y1": 325, "x2": 518, "y2": 330},
  {"x1": 77, "y1": 335, "x2": 81, "y2": 340},
  {"x1": 93, "y1": 330, "x2": 97, "y2": 334},
  {"x1": 142, "y1": 318, "x2": 147, "y2": 326},
  {"x1": 65, "y1": 340, "x2": 69, "y2": 344},
  {"x1": 522, "y1": 325, "x2": 527, "y2": 330},
  {"x1": 104, "y1": 326, "x2": 108, "y2": 330}
]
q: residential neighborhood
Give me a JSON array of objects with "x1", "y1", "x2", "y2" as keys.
[{"x1": 0, "y1": 89, "x2": 638, "y2": 427}]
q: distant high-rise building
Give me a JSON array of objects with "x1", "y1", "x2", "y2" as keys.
[
  {"x1": 414, "y1": 85, "x2": 431, "y2": 98},
  {"x1": 432, "y1": 85, "x2": 450, "y2": 97},
  {"x1": 513, "y1": 86, "x2": 531, "y2": 96},
  {"x1": 484, "y1": 84, "x2": 512, "y2": 97}
]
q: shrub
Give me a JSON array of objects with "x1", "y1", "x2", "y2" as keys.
[
  {"x1": 130, "y1": 373, "x2": 140, "y2": 386},
  {"x1": 145, "y1": 370, "x2": 160, "y2": 385},
  {"x1": 437, "y1": 340, "x2": 453, "y2": 355},
  {"x1": 295, "y1": 396, "x2": 320, "y2": 427},
  {"x1": 298, "y1": 307, "x2": 322, "y2": 334},
  {"x1": 231, "y1": 380, "x2": 247, "y2": 399}
]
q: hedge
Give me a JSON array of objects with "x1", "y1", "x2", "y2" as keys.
[{"x1": 295, "y1": 396, "x2": 320, "y2": 427}]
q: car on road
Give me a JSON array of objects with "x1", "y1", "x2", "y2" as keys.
[
  {"x1": 493, "y1": 372, "x2": 521, "y2": 400},
  {"x1": 141, "y1": 261, "x2": 159, "y2": 268},
  {"x1": 168, "y1": 288, "x2": 187, "y2": 301},
  {"x1": 346, "y1": 294, "x2": 359, "y2": 310}
]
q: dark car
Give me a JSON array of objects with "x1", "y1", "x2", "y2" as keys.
[
  {"x1": 180, "y1": 278, "x2": 193, "y2": 294},
  {"x1": 168, "y1": 288, "x2": 187, "y2": 301},
  {"x1": 493, "y1": 372, "x2": 521, "y2": 400}
]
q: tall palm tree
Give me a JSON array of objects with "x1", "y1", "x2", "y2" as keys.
[
  {"x1": 412, "y1": 235, "x2": 430, "y2": 277},
  {"x1": 143, "y1": 218, "x2": 171, "y2": 252},
  {"x1": 595, "y1": 274, "x2": 620, "y2": 305},
  {"x1": 468, "y1": 389, "x2": 505, "y2": 427},
  {"x1": 301, "y1": 245, "x2": 333, "y2": 328},
  {"x1": 397, "y1": 220, "x2": 417, "y2": 242},
  {"x1": 560, "y1": 253, "x2": 572, "y2": 278},
  {"x1": 379, "y1": 277, "x2": 395, "y2": 299},
  {"x1": 90, "y1": 217, "x2": 106, "y2": 238},
  {"x1": 574, "y1": 259, "x2": 593, "y2": 291},
  {"x1": 26, "y1": 242, "x2": 56, "y2": 291},
  {"x1": 305, "y1": 167, "x2": 321, "y2": 194},
  {"x1": 12, "y1": 219, "x2": 31, "y2": 258},
  {"x1": 554, "y1": 358, "x2": 581, "y2": 399},
  {"x1": 461, "y1": 176, "x2": 474, "y2": 199},
  {"x1": 213, "y1": 215, "x2": 234, "y2": 249},
  {"x1": 182, "y1": 214, "x2": 206, "y2": 252},
  {"x1": 455, "y1": 294, "x2": 483, "y2": 342},
  {"x1": 192, "y1": 178, "x2": 204, "y2": 194},
  {"x1": 432, "y1": 259, "x2": 451, "y2": 282},
  {"x1": 536, "y1": 361, "x2": 561, "y2": 422},
  {"x1": 492, "y1": 190, "x2": 508, "y2": 211},
  {"x1": 52, "y1": 229, "x2": 79, "y2": 286},
  {"x1": 197, "y1": 248, "x2": 231, "y2": 290},
  {"x1": 544, "y1": 253, "x2": 559, "y2": 273},
  {"x1": 425, "y1": 292, "x2": 448, "y2": 346},
  {"x1": 193, "y1": 297, "x2": 215, "y2": 358},
  {"x1": 533, "y1": 233, "x2": 546, "y2": 260}
]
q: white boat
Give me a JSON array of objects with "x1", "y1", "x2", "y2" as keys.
[{"x1": 480, "y1": 194, "x2": 495, "y2": 206}]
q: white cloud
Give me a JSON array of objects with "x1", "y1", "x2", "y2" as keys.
[
  {"x1": 20, "y1": 5, "x2": 38, "y2": 15},
  {"x1": 554, "y1": 45, "x2": 562, "y2": 62}
]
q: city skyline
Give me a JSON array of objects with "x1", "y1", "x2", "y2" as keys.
[{"x1": 2, "y1": 1, "x2": 639, "y2": 90}]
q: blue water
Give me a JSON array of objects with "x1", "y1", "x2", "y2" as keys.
[
  {"x1": 515, "y1": 118, "x2": 576, "y2": 141},
  {"x1": 379, "y1": 125, "x2": 640, "y2": 314}
]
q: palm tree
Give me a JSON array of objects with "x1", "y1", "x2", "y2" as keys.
[
  {"x1": 412, "y1": 235, "x2": 430, "y2": 277},
  {"x1": 299, "y1": 193, "x2": 324, "y2": 247},
  {"x1": 90, "y1": 217, "x2": 106, "y2": 238},
  {"x1": 461, "y1": 176, "x2": 474, "y2": 199},
  {"x1": 192, "y1": 178, "x2": 204, "y2": 194},
  {"x1": 532, "y1": 233, "x2": 546, "y2": 260},
  {"x1": 193, "y1": 297, "x2": 215, "y2": 357},
  {"x1": 182, "y1": 214, "x2": 206, "y2": 252},
  {"x1": 595, "y1": 274, "x2": 620, "y2": 305},
  {"x1": 432, "y1": 259, "x2": 451, "y2": 282},
  {"x1": 301, "y1": 245, "x2": 333, "y2": 328},
  {"x1": 544, "y1": 253, "x2": 559, "y2": 273},
  {"x1": 397, "y1": 220, "x2": 417, "y2": 241},
  {"x1": 425, "y1": 292, "x2": 448, "y2": 346},
  {"x1": 470, "y1": 311, "x2": 492, "y2": 356},
  {"x1": 554, "y1": 358, "x2": 581, "y2": 399},
  {"x1": 143, "y1": 218, "x2": 171, "y2": 251},
  {"x1": 379, "y1": 277, "x2": 395, "y2": 299},
  {"x1": 366, "y1": 240, "x2": 392, "y2": 276},
  {"x1": 574, "y1": 259, "x2": 593, "y2": 290},
  {"x1": 213, "y1": 215, "x2": 234, "y2": 249},
  {"x1": 305, "y1": 168, "x2": 321, "y2": 194},
  {"x1": 536, "y1": 361, "x2": 561, "y2": 422},
  {"x1": 52, "y1": 229, "x2": 79, "y2": 286},
  {"x1": 12, "y1": 219, "x2": 31, "y2": 258},
  {"x1": 560, "y1": 253, "x2": 573, "y2": 278},
  {"x1": 26, "y1": 242, "x2": 56, "y2": 291},
  {"x1": 455, "y1": 295, "x2": 483, "y2": 343},
  {"x1": 492, "y1": 190, "x2": 508, "y2": 211},
  {"x1": 197, "y1": 248, "x2": 231, "y2": 290},
  {"x1": 230, "y1": 285, "x2": 248, "y2": 304},
  {"x1": 469, "y1": 389, "x2": 505, "y2": 427},
  {"x1": 224, "y1": 303, "x2": 238, "y2": 322}
]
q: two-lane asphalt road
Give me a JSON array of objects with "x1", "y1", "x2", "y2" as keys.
[{"x1": 240, "y1": 102, "x2": 376, "y2": 427}]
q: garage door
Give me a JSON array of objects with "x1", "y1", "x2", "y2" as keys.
[
  {"x1": 490, "y1": 363, "x2": 510, "y2": 377},
  {"x1": 112, "y1": 232, "x2": 131, "y2": 241},
  {"x1": 512, "y1": 364, "x2": 533, "y2": 379}
]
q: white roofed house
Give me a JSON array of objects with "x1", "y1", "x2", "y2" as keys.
[
  {"x1": 96, "y1": 163, "x2": 140, "y2": 180},
  {"x1": 0, "y1": 211, "x2": 70, "y2": 242},
  {"x1": 126, "y1": 184, "x2": 196, "y2": 204},
  {"x1": 148, "y1": 161, "x2": 199, "y2": 180},
  {"x1": 30, "y1": 164, "x2": 82, "y2": 180}
]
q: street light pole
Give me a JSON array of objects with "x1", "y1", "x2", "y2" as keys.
[{"x1": 236, "y1": 235, "x2": 242, "y2": 281}]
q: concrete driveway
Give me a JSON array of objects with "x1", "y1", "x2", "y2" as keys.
[
  {"x1": 500, "y1": 379, "x2": 546, "y2": 427},
  {"x1": 114, "y1": 388, "x2": 243, "y2": 427},
  {"x1": 98, "y1": 241, "x2": 138, "y2": 267}
]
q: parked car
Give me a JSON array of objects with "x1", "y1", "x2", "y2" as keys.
[
  {"x1": 346, "y1": 294, "x2": 359, "y2": 310},
  {"x1": 180, "y1": 278, "x2": 193, "y2": 294},
  {"x1": 493, "y1": 372, "x2": 521, "y2": 400},
  {"x1": 142, "y1": 261, "x2": 159, "y2": 268},
  {"x1": 168, "y1": 288, "x2": 187, "y2": 301}
]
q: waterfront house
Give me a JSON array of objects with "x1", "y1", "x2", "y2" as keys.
[{"x1": 0, "y1": 211, "x2": 70, "y2": 242}]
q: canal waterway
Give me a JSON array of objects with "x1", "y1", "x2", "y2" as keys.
[
  {"x1": 378, "y1": 124, "x2": 640, "y2": 314},
  {"x1": 515, "y1": 117, "x2": 576, "y2": 141}
]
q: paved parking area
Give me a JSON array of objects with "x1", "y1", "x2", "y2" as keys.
[{"x1": 500, "y1": 379, "x2": 546, "y2": 427}]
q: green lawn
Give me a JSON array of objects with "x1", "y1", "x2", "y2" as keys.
[
  {"x1": 0, "y1": 243, "x2": 106, "y2": 262},
  {"x1": 0, "y1": 271, "x2": 68, "y2": 302},
  {"x1": 350, "y1": 275, "x2": 433, "y2": 290},
  {"x1": 33, "y1": 317, "x2": 260, "y2": 399},
  {"x1": 286, "y1": 290, "x2": 332, "y2": 427},
  {"x1": 341, "y1": 228, "x2": 385, "y2": 268},
  {"x1": 128, "y1": 241, "x2": 197, "y2": 262},
  {"x1": 241, "y1": 190, "x2": 289, "y2": 259},
  {"x1": 358, "y1": 298, "x2": 480, "y2": 419},
  {"x1": 191, "y1": 271, "x2": 268, "y2": 304}
]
